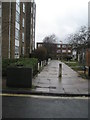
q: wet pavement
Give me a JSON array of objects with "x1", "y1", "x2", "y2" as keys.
[{"x1": 32, "y1": 60, "x2": 89, "y2": 94}]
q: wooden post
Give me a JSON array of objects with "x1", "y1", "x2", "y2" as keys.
[{"x1": 59, "y1": 63, "x2": 62, "y2": 77}]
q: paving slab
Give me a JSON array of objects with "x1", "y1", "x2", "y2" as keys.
[{"x1": 32, "y1": 60, "x2": 89, "y2": 95}]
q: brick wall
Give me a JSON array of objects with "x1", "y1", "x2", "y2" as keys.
[{"x1": 2, "y1": 2, "x2": 10, "y2": 58}]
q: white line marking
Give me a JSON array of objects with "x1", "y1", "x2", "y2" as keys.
[{"x1": 0, "y1": 93, "x2": 89, "y2": 99}]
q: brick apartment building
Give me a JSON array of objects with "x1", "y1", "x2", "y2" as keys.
[
  {"x1": 25, "y1": 2, "x2": 36, "y2": 57},
  {"x1": 37, "y1": 42, "x2": 72, "y2": 60},
  {"x1": 0, "y1": 1, "x2": 2, "y2": 58},
  {"x1": 1, "y1": 0, "x2": 36, "y2": 59}
]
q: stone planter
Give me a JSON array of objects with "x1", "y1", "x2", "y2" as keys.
[{"x1": 7, "y1": 67, "x2": 32, "y2": 88}]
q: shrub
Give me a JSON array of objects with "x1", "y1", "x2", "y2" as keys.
[{"x1": 2, "y1": 59, "x2": 18, "y2": 76}]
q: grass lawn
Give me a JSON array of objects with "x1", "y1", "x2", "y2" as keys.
[{"x1": 64, "y1": 60, "x2": 90, "y2": 80}]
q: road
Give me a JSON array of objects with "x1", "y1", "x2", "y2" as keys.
[{"x1": 2, "y1": 94, "x2": 88, "y2": 118}]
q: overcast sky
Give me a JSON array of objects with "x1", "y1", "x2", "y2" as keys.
[{"x1": 35, "y1": 0, "x2": 89, "y2": 44}]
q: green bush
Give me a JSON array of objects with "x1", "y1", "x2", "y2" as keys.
[
  {"x1": 2, "y1": 59, "x2": 18, "y2": 76},
  {"x1": 2, "y1": 58, "x2": 38, "y2": 77}
]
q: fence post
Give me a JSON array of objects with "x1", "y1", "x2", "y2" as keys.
[{"x1": 59, "y1": 63, "x2": 62, "y2": 77}]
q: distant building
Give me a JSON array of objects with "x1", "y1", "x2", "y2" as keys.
[
  {"x1": 37, "y1": 42, "x2": 72, "y2": 60},
  {"x1": 2, "y1": 0, "x2": 36, "y2": 59}
]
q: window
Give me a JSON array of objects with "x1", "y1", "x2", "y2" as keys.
[
  {"x1": 68, "y1": 50, "x2": 71, "y2": 53},
  {"x1": 33, "y1": 8, "x2": 36, "y2": 15},
  {"x1": 16, "y1": 11, "x2": 20, "y2": 22},
  {"x1": 38, "y1": 44, "x2": 42, "y2": 47},
  {"x1": 16, "y1": 3, "x2": 20, "y2": 13},
  {"x1": 15, "y1": 21, "x2": 20, "y2": 30},
  {"x1": 16, "y1": 2, "x2": 20, "y2": 6},
  {"x1": 23, "y1": 3, "x2": 25, "y2": 13},
  {"x1": 15, "y1": 46, "x2": 19, "y2": 58},
  {"x1": 31, "y1": 7, "x2": 33, "y2": 13},
  {"x1": 15, "y1": 39, "x2": 19, "y2": 46},
  {"x1": 22, "y1": 47, "x2": 24, "y2": 55},
  {"x1": 16, "y1": 0, "x2": 20, "y2": 6},
  {"x1": 62, "y1": 45, "x2": 66, "y2": 48},
  {"x1": 22, "y1": 32, "x2": 24, "y2": 42},
  {"x1": 57, "y1": 50, "x2": 61, "y2": 53},
  {"x1": 0, "y1": 7, "x2": 1, "y2": 17},
  {"x1": 62, "y1": 50, "x2": 66, "y2": 53},
  {"x1": 22, "y1": 18, "x2": 24, "y2": 27},
  {"x1": 57, "y1": 45, "x2": 61, "y2": 48},
  {"x1": 15, "y1": 29, "x2": 19, "y2": 40},
  {"x1": 30, "y1": 0, "x2": 34, "y2": 2},
  {"x1": 0, "y1": 25, "x2": 1, "y2": 31},
  {"x1": 15, "y1": 46, "x2": 19, "y2": 54},
  {"x1": 33, "y1": 18, "x2": 34, "y2": 24},
  {"x1": 32, "y1": 28, "x2": 34, "y2": 32}
]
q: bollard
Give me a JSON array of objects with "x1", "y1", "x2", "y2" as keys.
[
  {"x1": 38, "y1": 63, "x2": 40, "y2": 71},
  {"x1": 59, "y1": 63, "x2": 62, "y2": 77},
  {"x1": 48, "y1": 58, "x2": 51, "y2": 64}
]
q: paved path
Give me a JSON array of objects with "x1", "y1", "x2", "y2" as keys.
[{"x1": 32, "y1": 60, "x2": 89, "y2": 94}]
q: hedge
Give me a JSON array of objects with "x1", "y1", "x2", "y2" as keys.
[{"x1": 2, "y1": 58, "x2": 38, "y2": 77}]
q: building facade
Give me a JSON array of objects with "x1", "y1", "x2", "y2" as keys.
[
  {"x1": 37, "y1": 42, "x2": 72, "y2": 60},
  {"x1": 0, "y1": 1, "x2": 2, "y2": 58},
  {"x1": 25, "y1": 1, "x2": 36, "y2": 57},
  {"x1": 2, "y1": 0, "x2": 36, "y2": 59}
]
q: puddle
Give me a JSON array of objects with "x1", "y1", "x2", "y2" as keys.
[
  {"x1": 49, "y1": 86, "x2": 56, "y2": 89},
  {"x1": 35, "y1": 86, "x2": 56, "y2": 89}
]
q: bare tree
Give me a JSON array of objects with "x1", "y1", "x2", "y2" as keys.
[
  {"x1": 43, "y1": 34, "x2": 57, "y2": 59},
  {"x1": 68, "y1": 26, "x2": 88, "y2": 46},
  {"x1": 66, "y1": 26, "x2": 88, "y2": 60},
  {"x1": 43, "y1": 34, "x2": 57, "y2": 44}
]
